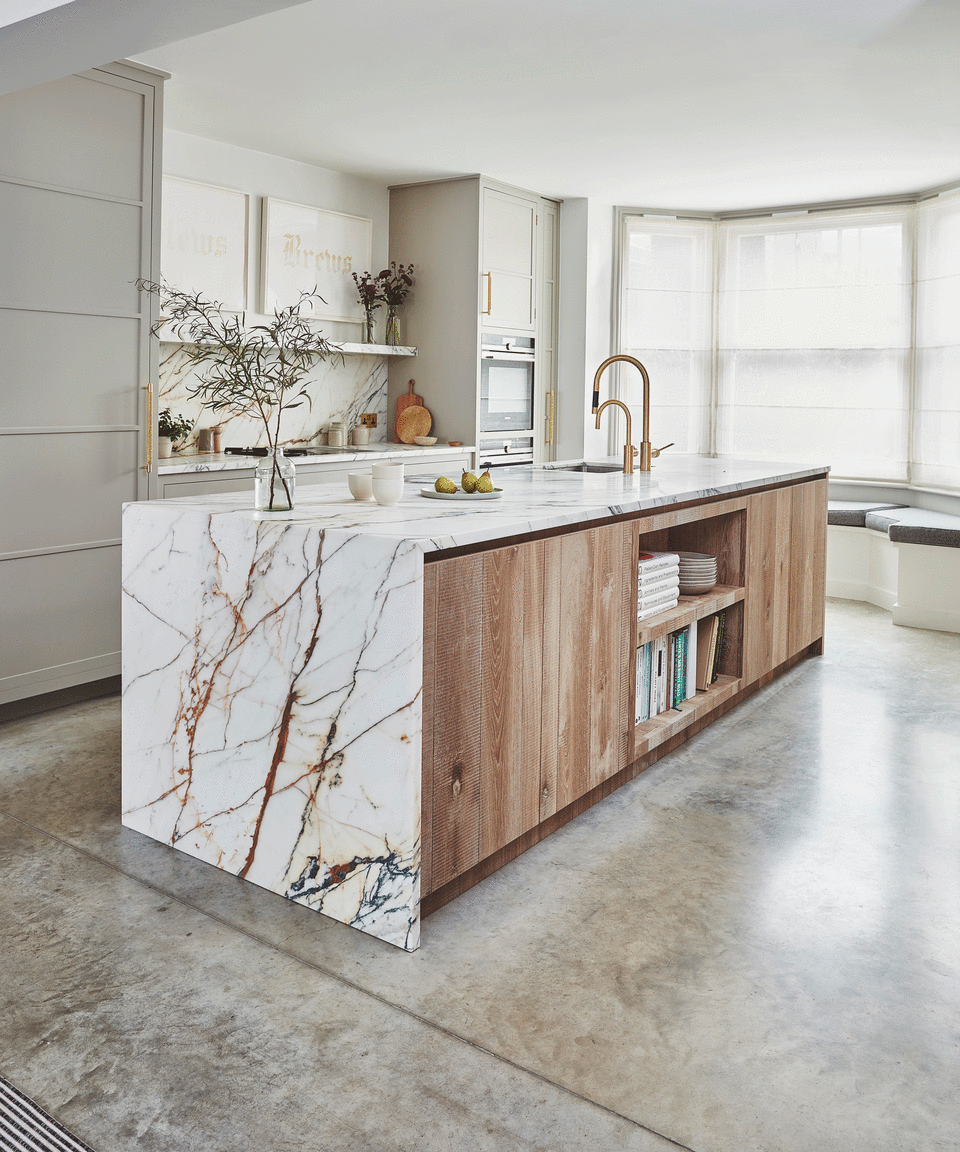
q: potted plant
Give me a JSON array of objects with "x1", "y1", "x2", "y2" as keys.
[
  {"x1": 138, "y1": 280, "x2": 343, "y2": 510},
  {"x1": 377, "y1": 262, "x2": 414, "y2": 346},
  {"x1": 157, "y1": 408, "x2": 194, "y2": 458}
]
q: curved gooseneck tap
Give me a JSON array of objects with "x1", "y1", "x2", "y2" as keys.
[{"x1": 591, "y1": 354, "x2": 672, "y2": 473}]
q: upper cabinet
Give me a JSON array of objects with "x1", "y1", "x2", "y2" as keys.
[
  {"x1": 481, "y1": 186, "x2": 538, "y2": 333},
  {"x1": 387, "y1": 176, "x2": 559, "y2": 460}
]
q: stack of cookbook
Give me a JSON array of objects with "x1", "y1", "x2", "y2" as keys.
[{"x1": 637, "y1": 551, "x2": 680, "y2": 621}]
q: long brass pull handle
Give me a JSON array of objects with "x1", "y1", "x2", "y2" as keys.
[
  {"x1": 143, "y1": 383, "x2": 154, "y2": 472},
  {"x1": 546, "y1": 391, "x2": 555, "y2": 445},
  {"x1": 483, "y1": 272, "x2": 492, "y2": 315}
]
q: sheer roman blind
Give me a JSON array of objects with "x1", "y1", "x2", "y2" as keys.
[
  {"x1": 620, "y1": 198, "x2": 960, "y2": 491},
  {"x1": 915, "y1": 190, "x2": 960, "y2": 491},
  {"x1": 717, "y1": 211, "x2": 911, "y2": 480},
  {"x1": 619, "y1": 216, "x2": 714, "y2": 454}
]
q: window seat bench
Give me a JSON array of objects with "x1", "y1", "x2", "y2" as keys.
[{"x1": 826, "y1": 502, "x2": 960, "y2": 633}]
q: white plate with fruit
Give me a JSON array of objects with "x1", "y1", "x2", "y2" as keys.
[{"x1": 420, "y1": 470, "x2": 503, "y2": 500}]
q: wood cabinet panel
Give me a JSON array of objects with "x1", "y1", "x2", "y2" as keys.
[
  {"x1": 743, "y1": 481, "x2": 826, "y2": 683},
  {"x1": 551, "y1": 521, "x2": 632, "y2": 809},
  {"x1": 480, "y1": 542, "x2": 544, "y2": 857},
  {"x1": 429, "y1": 554, "x2": 483, "y2": 889}
]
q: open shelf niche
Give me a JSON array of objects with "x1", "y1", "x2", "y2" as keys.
[{"x1": 630, "y1": 504, "x2": 747, "y2": 749}]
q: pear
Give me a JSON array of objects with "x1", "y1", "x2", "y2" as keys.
[
  {"x1": 460, "y1": 469, "x2": 478, "y2": 494},
  {"x1": 434, "y1": 475, "x2": 458, "y2": 494},
  {"x1": 475, "y1": 469, "x2": 495, "y2": 493}
]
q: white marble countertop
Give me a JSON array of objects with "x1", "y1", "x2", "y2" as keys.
[
  {"x1": 141, "y1": 454, "x2": 831, "y2": 552},
  {"x1": 157, "y1": 442, "x2": 475, "y2": 475}
]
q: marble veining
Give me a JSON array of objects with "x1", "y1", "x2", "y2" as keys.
[
  {"x1": 122, "y1": 510, "x2": 423, "y2": 950},
  {"x1": 158, "y1": 342, "x2": 389, "y2": 452},
  {"x1": 121, "y1": 455, "x2": 828, "y2": 950}
]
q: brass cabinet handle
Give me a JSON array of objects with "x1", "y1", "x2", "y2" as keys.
[
  {"x1": 143, "y1": 383, "x2": 154, "y2": 472},
  {"x1": 546, "y1": 391, "x2": 555, "y2": 445},
  {"x1": 482, "y1": 272, "x2": 492, "y2": 315},
  {"x1": 451, "y1": 762, "x2": 464, "y2": 796}
]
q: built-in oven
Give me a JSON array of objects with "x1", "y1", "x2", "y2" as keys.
[{"x1": 479, "y1": 334, "x2": 535, "y2": 466}]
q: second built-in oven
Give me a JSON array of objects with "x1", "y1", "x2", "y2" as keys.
[{"x1": 479, "y1": 333, "x2": 535, "y2": 466}]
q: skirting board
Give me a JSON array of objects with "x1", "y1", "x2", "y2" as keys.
[{"x1": 0, "y1": 651, "x2": 121, "y2": 706}]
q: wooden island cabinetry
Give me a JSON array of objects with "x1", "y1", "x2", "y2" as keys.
[{"x1": 421, "y1": 475, "x2": 827, "y2": 913}]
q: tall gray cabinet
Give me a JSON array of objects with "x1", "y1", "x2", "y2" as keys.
[
  {"x1": 0, "y1": 60, "x2": 163, "y2": 708},
  {"x1": 387, "y1": 176, "x2": 560, "y2": 461}
]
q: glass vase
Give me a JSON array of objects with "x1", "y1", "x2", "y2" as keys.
[
  {"x1": 362, "y1": 307, "x2": 377, "y2": 344},
  {"x1": 254, "y1": 447, "x2": 296, "y2": 512},
  {"x1": 384, "y1": 304, "x2": 401, "y2": 347}
]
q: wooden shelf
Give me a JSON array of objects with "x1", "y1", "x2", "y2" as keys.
[
  {"x1": 633, "y1": 673, "x2": 742, "y2": 757},
  {"x1": 636, "y1": 585, "x2": 745, "y2": 645}
]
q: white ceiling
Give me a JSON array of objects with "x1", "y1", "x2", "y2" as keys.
[{"x1": 138, "y1": 0, "x2": 960, "y2": 211}]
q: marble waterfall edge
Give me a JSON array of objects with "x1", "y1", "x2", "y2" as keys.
[{"x1": 121, "y1": 504, "x2": 423, "y2": 950}]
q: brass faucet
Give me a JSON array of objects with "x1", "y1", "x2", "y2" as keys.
[
  {"x1": 591, "y1": 354, "x2": 673, "y2": 472},
  {"x1": 595, "y1": 399, "x2": 637, "y2": 474}
]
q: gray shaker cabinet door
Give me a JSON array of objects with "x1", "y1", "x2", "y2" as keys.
[{"x1": 0, "y1": 64, "x2": 161, "y2": 707}]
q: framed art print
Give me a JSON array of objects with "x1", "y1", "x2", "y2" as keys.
[
  {"x1": 161, "y1": 177, "x2": 249, "y2": 310},
  {"x1": 261, "y1": 197, "x2": 372, "y2": 323}
]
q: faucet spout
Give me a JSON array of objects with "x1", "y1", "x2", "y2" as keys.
[
  {"x1": 591, "y1": 354, "x2": 662, "y2": 472},
  {"x1": 595, "y1": 399, "x2": 637, "y2": 474}
]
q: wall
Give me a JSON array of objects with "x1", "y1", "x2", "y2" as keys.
[
  {"x1": 159, "y1": 131, "x2": 393, "y2": 448},
  {"x1": 556, "y1": 198, "x2": 616, "y2": 462}
]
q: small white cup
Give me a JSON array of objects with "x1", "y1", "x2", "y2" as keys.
[
  {"x1": 347, "y1": 471, "x2": 373, "y2": 501},
  {"x1": 372, "y1": 460, "x2": 404, "y2": 480},
  {"x1": 372, "y1": 474, "x2": 404, "y2": 505}
]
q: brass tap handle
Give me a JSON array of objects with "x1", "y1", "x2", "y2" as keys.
[{"x1": 651, "y1": 442, "x2": 675, "y2": 458}]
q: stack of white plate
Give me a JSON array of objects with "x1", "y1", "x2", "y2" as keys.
[{"x1": 677, "y1": 551, "x2": 718, "y2": 594}]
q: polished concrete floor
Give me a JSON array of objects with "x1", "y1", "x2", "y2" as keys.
[{"x1": 2, "y1": 599, "x2": 958, "y2": 1152}]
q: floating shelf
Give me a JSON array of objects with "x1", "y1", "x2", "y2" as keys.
[{"x1": 336, "y1": 342, "x2": 417, "y2": 357}]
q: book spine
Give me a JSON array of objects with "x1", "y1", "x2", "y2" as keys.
[
  {"x1": 637, "y1": 598, "x2": 679, "y2": 622},
  {"x1": 637, "y1": 572, "x2": 680, "y2": 595},
  {"x1": 637, "y1": 552, "x2": 681, "y2": 576},
  {"x1": 686, "y1": 618, "x2": 698, "y2": 700},
  {"x1": 638, "y1": 585, "x2": 683, "y2": 611}
]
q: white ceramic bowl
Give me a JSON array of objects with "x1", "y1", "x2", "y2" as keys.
[
  {"x1": 347, "y1": 471, "x2": 374, "y2": 501},
  {"x1": 372, "y1": 475, "x2": 404, "y2": 505},
  {"x1": 413, "y1": 435, "x2": 438, "y2": 446}
]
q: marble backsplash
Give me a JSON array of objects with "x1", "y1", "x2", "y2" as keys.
[{"x1": 159, "y1": 343, "x2": 389, "y2": 449}]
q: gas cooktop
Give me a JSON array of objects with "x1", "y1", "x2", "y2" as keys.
[{"x1": 223, "y1": 445, "x2": 373, "y2": 457}]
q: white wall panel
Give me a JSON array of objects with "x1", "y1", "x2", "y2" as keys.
[
  {"x1": 0, "y1": 74, "x2": 144, "y2": 201},
  {"x1": 0, "y1": 311, "x2": 141, "y2": 427},
  {"x1": 0, "y1": 182, "x2": 142, "y2": 315},
  {"x1": 0, "y1": 546, "x2": 121, "y2": 685},
  {"x1": 0, "y1": 431, "x2": 139, "y2": 554}
]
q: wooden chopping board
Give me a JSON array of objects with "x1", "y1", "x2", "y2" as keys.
[
  {"x1": 394, "y1": 379, "x2": 424, "y2": 442},
  {"x1": 396, "y1": 403, "x2": 433, "y2": 444}
]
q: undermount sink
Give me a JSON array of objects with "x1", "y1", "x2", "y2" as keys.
[{"x1": 546, "y1": 462, "x2": 623, "y2": 473}]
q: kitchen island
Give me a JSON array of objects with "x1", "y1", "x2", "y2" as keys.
[{"x1": 121, "y1": 456, "x2": 828, "y2": 951}]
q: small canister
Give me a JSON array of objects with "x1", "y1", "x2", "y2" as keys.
[
  {"x1": 197, "y1": 428, "x2": 214, "y2": 452},
  {"x1": 352, "y1": 425, "x2": 370, "y2": 446},
  {"x1": 327, "y1": 422, "x2": 347, "y2": 448},
  {"x1": 211, "y1": 425, "x2": 223, "y2": 454}
]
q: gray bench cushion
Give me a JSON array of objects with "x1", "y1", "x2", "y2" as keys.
[
  {"x1": 876, "y1": 508, "x2": 960, "y2": 549},
  {"x1": 828, "y1": 501, "x2": 906, "y2": 527}
]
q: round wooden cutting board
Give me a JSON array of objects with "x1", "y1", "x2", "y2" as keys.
[{"x1": 396, "y1": 404, "x2": 433, "y2": 443}]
